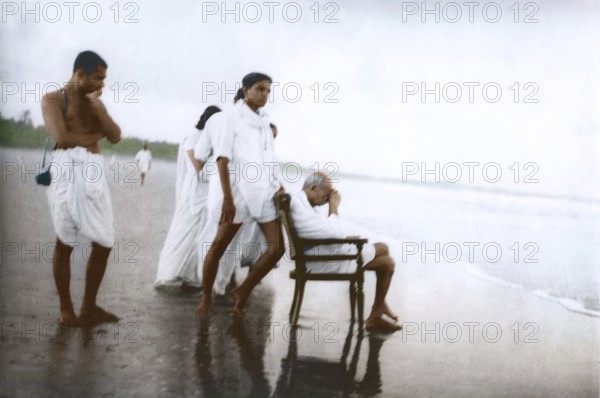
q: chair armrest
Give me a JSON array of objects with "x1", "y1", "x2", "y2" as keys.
[{"x1": 297, "y1": 237, "x2": 368, "y2": 246}]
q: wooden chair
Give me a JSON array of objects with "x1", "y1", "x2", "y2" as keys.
[{"x1": 275, "y1": 194, "x2": 368, "y2": 328}]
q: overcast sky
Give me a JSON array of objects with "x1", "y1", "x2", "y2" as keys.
[{"x1": 1, "y1": 0, "x2": 599, "y2": 198}]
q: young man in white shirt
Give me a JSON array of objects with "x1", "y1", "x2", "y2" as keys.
[{"x1": 195, "y1": 73, "x2": 285, "y2": 317}]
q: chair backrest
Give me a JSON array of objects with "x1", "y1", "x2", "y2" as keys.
[{"x1": 274, "y1": 193, "x2": 302, "y2": 263}]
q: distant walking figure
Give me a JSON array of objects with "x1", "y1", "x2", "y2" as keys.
[
  {"x1": 41, "y1": 50, "x2": 121, "y2": 326},
  {"x1": 135, "y1": 143, "x2": 152, "y2": 185}
]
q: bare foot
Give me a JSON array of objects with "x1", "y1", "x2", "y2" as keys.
[
  {"x1": 195, "y1": 299, "x2": 211, "y2": 316},
  {"x1": 230, "y1": 287, "x2": 247, "y2": 318},
  {"x1": 365, "y1": 316, "x2": 402, "y2": 333},
  {"x1": 58, "y1": 309, "x2": 79, "y2": 327},
  {"x1": 382, "y1": 302, "x2": 399, "y2": 322}
]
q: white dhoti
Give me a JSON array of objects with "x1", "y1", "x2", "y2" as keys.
[
  {"x1": 289, "y1": 190, "x2": 377, "y2": 274},
  {"x1": 46, "y1": 147, "x2": 114, "y2": 248},
  {"x1": 305, "y1": 239, "x2": 376, "y2": 274}
]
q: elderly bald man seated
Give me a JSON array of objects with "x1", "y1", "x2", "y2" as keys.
[{"x1": 289, "y1": 172, "x2": 401, "y2": 332}]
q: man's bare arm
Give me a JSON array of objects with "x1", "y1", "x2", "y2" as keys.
[{"x1": 90, "y1": 99, "x2": 121, "y2": 143}]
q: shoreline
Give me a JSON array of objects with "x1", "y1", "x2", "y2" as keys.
[{"x1": 458, "y1": 261, "x2": 600, "y2": 318}]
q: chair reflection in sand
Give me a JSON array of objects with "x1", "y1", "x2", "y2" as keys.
[{"x1": 275, "y1": 324, "x2": 387, "y2": 397}]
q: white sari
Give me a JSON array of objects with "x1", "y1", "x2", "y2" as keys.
[{"x1": 154, "y1": 130, "x2": 208, "y2": 287}]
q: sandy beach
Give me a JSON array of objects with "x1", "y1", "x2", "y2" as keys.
[{"x1": 0, "y1": 147, "x2": 598, "y2": 398}]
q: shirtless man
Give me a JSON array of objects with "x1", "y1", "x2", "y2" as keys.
[{"x1": 41, "y1": 50, "x2": 121, "y2": 326}]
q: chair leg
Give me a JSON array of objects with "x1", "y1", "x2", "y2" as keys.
[
  {"x1": 349, "y1": 282, "x2": 356, "y2": 323},
  {"x1": 357, "y1": 280, "x2": 365, "y2": 330},
  {"x1": 289, "y1": 279, "x2": 299, "y2": 323},
  {"x1": 292, "y1": 280, "x2": 306, "y2": 326}
]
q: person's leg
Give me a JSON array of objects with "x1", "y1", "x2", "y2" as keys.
[
  {"x1": 230, "y1": 219, "x2": 284, "y2": 316},
  {"x1": 53, "y1": 239, "x2": 77, "y2": 326},
  {"x1": 364, "y1": 243, "x2": 400, "y2": 331},
  {"x1": 195, "y1": 223, "x2": 242, "y2": 315},
  {"x1": 80, "y1": 242, "x2": 119, "y2": 323},
  {"x1": 228, "y1": 272, "x2": 237, "y2": 290},
  {"x1": 140, "y1": 172, "x2": 145, "y2": 185}
]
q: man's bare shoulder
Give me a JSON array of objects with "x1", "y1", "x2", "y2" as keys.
[{"x1": 41, "y1": 90, "x2": 64, "y2": 111}]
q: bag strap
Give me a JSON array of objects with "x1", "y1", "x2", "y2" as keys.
[
  {"x1": 42, "y1": 88, "x2": 69, "y2": 165},
  {"x1": 41, "y1": 137, "x2": 49, "y2": 168}
]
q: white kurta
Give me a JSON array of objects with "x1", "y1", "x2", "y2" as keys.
[
  {"x1": 212, "y1": 100, "x2": 280, "y2": 221},
  {"x1": 154, "y1": 131, "x2": 207, "y2": 287},
  {"x1": 289, "y1": 190, "x2": 376, "y2": 273},
  {"x1": 135, "y1": 149, "x2": 152, "y2": 173},
  {"x1": 194, "y1": 110, "x2": 271, "y2": 295}
]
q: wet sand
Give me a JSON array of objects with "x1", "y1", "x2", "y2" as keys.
[{"x1": 0, "y1": 148, "x2": 598, "y2": 397}]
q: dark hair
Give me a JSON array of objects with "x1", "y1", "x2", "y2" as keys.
[
  {"x1": 195, "y1": 105, "x2": 221, "y2": 130},
  {"x1": 73, "y1": 51, "x2": 107, "y2": 75},
  {"x1": 234, "y1": 72, "x2": 272, "y2": 103},
  {"x1": 269, "y1": 123, "x2": 277, "y2": 130}
]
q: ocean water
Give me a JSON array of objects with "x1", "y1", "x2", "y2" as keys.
[{"x1": 333, "y1": 176, "x2": 600, "y2": 316}]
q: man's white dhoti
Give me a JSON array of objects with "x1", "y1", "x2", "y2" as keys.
[{"x1": 47, "y1": 147, "x2": 114, "y2": 248}]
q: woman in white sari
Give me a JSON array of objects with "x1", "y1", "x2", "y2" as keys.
[{"x1": 154, "y1": 106, "x2": 221, "y2": 288}]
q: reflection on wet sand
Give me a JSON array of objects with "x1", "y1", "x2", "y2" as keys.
[
  {"x1": 195, "y1": 294, "x2": 389, "y2": 398},
  {"x1": 44, "y1": 324, "x2": 111, "y2": 398},
  {"x1": 275, "y1": 325, "x2": 362, "y2": 397},
  {"x1": 356, "y1": 336, "x2": 386, "y2": 396},
  {"x1": 275, "y1": 326, "x2": 387, "y2": 397},
  {"x1": 38, "y1": 284, "x2": 388, "y2": 398},
  {"x1": 195, "y1": 274, "x2": 385, "y2": 398},
  {"x1": 195, "y1": 286, "x2": 274, "y2": 397}
]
